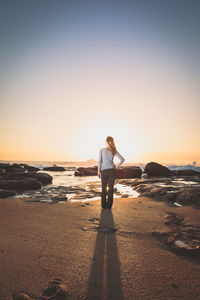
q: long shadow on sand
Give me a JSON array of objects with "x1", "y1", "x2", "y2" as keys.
[{"x1": 86, "y1": 209, "x2": 124, "y2": 300}]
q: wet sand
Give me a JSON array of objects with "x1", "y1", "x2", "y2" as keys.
[{"x1": 0, "y1": 196, "x2": 200, "y2": 299}]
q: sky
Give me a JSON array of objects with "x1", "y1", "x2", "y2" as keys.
[{"x1": 1, "y1": 0, "x2": 200, "y2": 164}]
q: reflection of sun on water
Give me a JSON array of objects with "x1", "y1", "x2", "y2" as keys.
[{"x1": 71, "y1": 116, "x2": 143, "y2": 161}]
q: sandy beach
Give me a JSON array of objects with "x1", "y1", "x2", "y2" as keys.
[{"x1": 0, "y1": 196, "x2": 200, "y2": 299}]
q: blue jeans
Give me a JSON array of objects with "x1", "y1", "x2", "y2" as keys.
[{"x1": 101, "y1": 168, "x2": 116, "y2": 208}]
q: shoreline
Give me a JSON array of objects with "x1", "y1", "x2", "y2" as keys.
[{"x1": 0, "y1": 196, "x2": 200, "y2": 299}]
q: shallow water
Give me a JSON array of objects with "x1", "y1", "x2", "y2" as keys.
[
  {"x1": 9, "y1": 167, "x2": 200, "y2": 204},
  {"x1": 12, "y1": 169, "x2": 140, "y2": 203}
]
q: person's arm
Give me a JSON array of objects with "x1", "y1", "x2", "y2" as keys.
[
  {"x1": 115, "y1": 151, "x2": 125, "y2": 168},
  {"x1": 98, "y1": 149, "x2": 102, "y2": 176}
]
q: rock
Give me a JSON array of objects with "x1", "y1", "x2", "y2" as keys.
[
  {"x1": 0, "y1": 179, "x2": 42, "y2": 192},
  {"x1": 75, "y1": 166, "x2": 98, "y2": 176},
  {"x1": 2, "y1": 171, "x2": 52, "y2": 185},
  {"x1": 153, "y1": 212, "x2": 200, "y2": 259},
  {"x1": 0, "y1": 163, "x2": 39, "y2": 173},
  {"x1": 144, "y1": 162, "x2": 173, "y2": 177},
  {"x1": 34, "y1": 172, "x2": 53, "y2": 184},
  {"x1": 2, "y1": 172, "x2": 34, "y2": 180},
  {"x1": 164, "y1": 212, "x2": 184, "y2": 227},
  {"x1": 0, "y1": 163, "x2": 13, "y2": 170},
  {"x1": 42, "y1": 278, "x2": 71, "y2": 299},
  {"x1": 18, "y1": 163, "x2": 40, "y2": 172},
  {"x1": 115, "y1": 166, "x2": 142, "y2": 179},
  {"x1": 75, "y1": 166, "x2": 142, "y2": 178},
  {"x1": 172, "y1": 169, "x2": 200, "y2": 176},
  {"x1": 176, "y1": 188, "x2": 200, "y2": 206},
  {"x1": 11, "y1": 293, "x2": 34, "y2": 300},
  {"x1": 138, "y1": 185, "x2": 168, "y2": 198},
  {"x1": 43, "y1": 166, "x2": 65, "y2": 171},
  {"x1": 51, "y1": 195, "x2": 68, "y2": 203},
  {"x1": 4, "y1": 166, "x2": 25, "y2": 173},
  {"x1": 0, "y1": 189, "x2": 17, "y2": 198},
  {"x1": 131, "y1": 178, "x2": 168, "y2": 186}
]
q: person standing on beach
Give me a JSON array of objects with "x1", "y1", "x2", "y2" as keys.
[{"x1": 98, "y1": 136, "x2": 125, "y2": 209}]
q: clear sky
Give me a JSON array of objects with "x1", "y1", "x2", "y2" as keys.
[{"x1": 1, "y1": 0, "x2": 200, "y2": 164}]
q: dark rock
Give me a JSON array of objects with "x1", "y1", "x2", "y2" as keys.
[
  {"x1": 0, "y1": 189, "x2": 17, "y2": 198},
  {"x1": 164, "y1": 212, "x2": 184, "y2": 227},
  {"x1": 172, "y1": 169, "x2": 200, "y2": 176},
  {"x1": 75, "y1": 166, "x2": 98, "y2": 176},
  {"x1": 51, "y1": 195, "x2": 68, "y2": 202},
  {"x1": 152, "y1": 212, "x2": 200, "y2": 260},
  {"x1": 115, "y1": 166, "x2": 142, "y2": 178},
  {"x1": 162, "y1": 192, "x2": 180, "y2": 202},
  {"x1": 0, "y1": 163, "x2": 11, "y2": 169},
  {"x1": 74, "y1": 171, "x2": 83, "y2": 176},
  {"x1": 11, "y1": 278, "x2": 71, "y2": 299},
  {"x1": 137, "y1": 185, "x2": 168, "y2": 198},
  {"x1": 144, "y1": 162, "x2": 173, "y2": 177},
  {"x1": 2, "y1": 172, "x2": 36, "y2": 180},
  {"x1": 5, "y1": 166, "x2": 25, "y2": 173},
  {"x1": 75, "y1": 165, "x2": 142, "y2": 178},
  {"x1": 43, "y1": 166, "x2": 65, "y2": 171},
  {"x1": 18, "y1": 163, "x2": 40, "y2": 172},
  {"x1": 163, "y1": 212, "x2": 200, "y2": 259},
  {"x1": 2, "y1": 172, "x2": 53, "y2": 185},
  {"x1": 0, "y1": 163, "x2": 39, "y2": 173},
  {"x1": 176, "y1": 188, "x2": 200, "y2": 206},
  {"x1": 11, "y1": 293, "x2": 34, "y2": 300},
  {"x1": 42, "y1": 278, "x2": 71, "y2": 299},
  {"x1": 0, "y1": 179, "x2": 42, "y2": 192},
  {"x1": 34, "y1": 172, "x2": 53, "y2": 184}
]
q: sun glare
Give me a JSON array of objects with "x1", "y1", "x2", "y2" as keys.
[{"x1": 70, "y1": 116, "x2": 143, "y2": 162}]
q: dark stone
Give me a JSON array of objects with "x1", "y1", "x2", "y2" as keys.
[
  {"x1": 34, "y1": 172, "x2": 53, "y2": 184},
  {"x1": 144, "y1": 162, "x2": 173, "y2": 177},
  {"x1": 172, "y1": 169, "x2": 200, "y2": 176},
  {"x1": 11, "y1": 293, "x2": 33, "y2": 300},
  {"x1": 43, "y1": 166, "x2": 65, "y2": 171},
  {"x1": 75, "y1": 166, "x2": 98, "y2": 176},
  {"x1": 2, "y1": 172, "x2": 36, "y2": 180},
  {"x1": 1, "y1": 171, "x2": 53, "y2": 185},
  {"x1": 115, "y1": 166, "x2": 142, "y2": 179},
  {"x1": 0, "y1": 163, "x2": 39, "y2": 173},
  {"x1": 0, "y1": 189, "x2": 17, "y2": 198},
  {"x1": 75, "y1": 165, "x2": 142, "y2": 178},
  {"x1": 163, "y1": 212, "x2": 200, "y2": 259},
  {"x1": 176, "y1": 188, "x2": 200, "y2": 206},
  {"x1": 18, "y1": 163, "x2": 40, "y2": 172},
  {"x1": 42, "y1": 278, "x2": 71, "y2": 299},
  {"x1": 137, "y1": 185, "x2": 168, "y2": 198},
  {"x1": 0, "y1": 163, "x2": 11, "y2": 168},
  {"x1": 74, "y1": 171, "x2": 84, "y2": 176},
  {"x1": 51, "y1": 195, "x2": 68, "y2": 202},
  {"x1": 0, "y1": 179, "x2": 42, "y2": 192}
]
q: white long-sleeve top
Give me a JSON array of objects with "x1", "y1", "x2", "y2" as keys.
[{"x1": 98, "y1": 147, "x2": 125, "y2": 172}]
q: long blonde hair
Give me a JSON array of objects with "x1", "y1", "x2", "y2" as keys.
[{"x1": 106, "y1": 136, "x2": 117, "y2": 156}]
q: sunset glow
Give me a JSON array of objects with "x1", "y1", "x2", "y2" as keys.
[{"x1": 1, "y1": 1, "x2": 199, "y2": 164}]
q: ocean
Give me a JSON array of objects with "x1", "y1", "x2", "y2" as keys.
[{"x1": 1, "y1": 160, "x2": 199, "y2": 204}]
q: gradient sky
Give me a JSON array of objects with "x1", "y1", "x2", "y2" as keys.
[{"x1": 1, "y1": 0, "x2": 200, "y2": 164}]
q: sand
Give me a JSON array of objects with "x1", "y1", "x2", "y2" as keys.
[{"x1": 0, "y1": 196, "x2": 200, "y2": 299}]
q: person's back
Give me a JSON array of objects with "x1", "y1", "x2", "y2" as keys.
[
  {"x1": 98, "y1": 136, "x2": 125, "y2": 209},
  {"x1": 98, "y1": 147, "x2": 125, "y2": 172}
]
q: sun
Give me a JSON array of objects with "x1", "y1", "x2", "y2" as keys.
[{"x1": 70, "y1": 116, "x2": 143, "y2": 162}]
